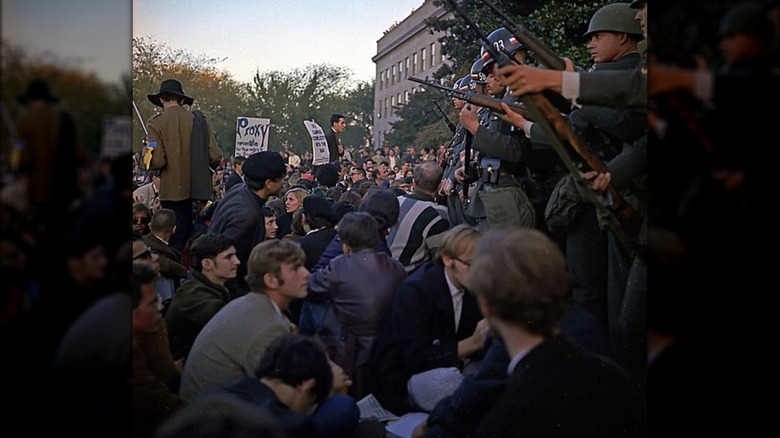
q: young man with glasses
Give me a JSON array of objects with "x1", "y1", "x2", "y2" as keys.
[{"x1": 371, "y1": 224, "x2": 489, "y2": 415}]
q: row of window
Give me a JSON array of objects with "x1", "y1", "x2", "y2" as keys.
[
  {"x1": 377, "y1": 89, "x2": 416, "y2": 119},
  {"x1": 378, "y1": 42, "x2": 444, "y2": 91}
]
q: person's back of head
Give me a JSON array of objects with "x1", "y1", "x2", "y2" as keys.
[
  {"x1": 358, "y1": 189, "x2": 400, "y2": 232},
  {"x1": 469, "y1": 228, "x2": 570, "y2": 338},
  {"x1": 255, "y1": 334, "x2": 333, "y2": 405},
  {"x1": 154, "y1": 393, "x2": 283, "y2": 438},
  {"x1": 337, "y1": 212, "x2": 379, "y2": 252},
  {"x1": 189, "y1": 233, "x2": 235, "y2": 272},
  {"x1": 244, "y1": 239, "x2": 305, "y2": 293},
  {"x1": 315, "y1": 163, "x2": 340, "y2": 188},
  {"x1": 241, "y1": 151, "x2": 286, "y2": 190},
  {"x1": 150, "y1": 208, "x2": 177, "y2": 238},
  {"x1": 413, "y1": 161, "x2": 444, "y2": 194}
]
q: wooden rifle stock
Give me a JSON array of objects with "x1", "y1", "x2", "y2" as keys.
[{"x1": 528, "y1": 93, "x2": 641, "y2": 236}]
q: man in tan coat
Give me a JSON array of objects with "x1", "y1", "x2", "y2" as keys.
[{"x1": 146, "y1": 79, "x2": 222, "y2": 253}]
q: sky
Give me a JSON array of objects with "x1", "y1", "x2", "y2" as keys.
[
  {"x1": 1, "y1": 0, "x2": 131, "y2": 84},
  {"x1": 133, "y1": 0, "x2": 426, "y2": 85}
]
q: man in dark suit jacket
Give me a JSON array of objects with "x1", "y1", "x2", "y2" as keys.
[
  {"x1": 370, "y1": 225, "x2": 487, "y2": 415},
  {"x1": 207, "y1": 151, "x2": 286, "y2": 292},
  {"x1": 466, "y1": 228, "x2": 642, "y2": 438},
  {"x1": 324, "y1": 113, "x2": 345, "y2": 164}
]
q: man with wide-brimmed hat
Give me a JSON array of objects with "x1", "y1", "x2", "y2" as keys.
[
  {"x1": 15, "y1": 78, "x2": 88, "y2": 240},
  {"x1": 146, "y1": 78, "x2": 223, "y2": 253}
]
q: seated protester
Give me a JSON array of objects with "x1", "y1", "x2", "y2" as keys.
[
  {"x1": 217, "y1": 334, "x2": 359, "y2": 438},
  {"x1": 370, "y1": 224, "x2": 488, "y2": 415},
  {"x1": 307, "y1": 212, "x2": 407, "y2": 399},
  {"x1": 469, "y1": 229, "x2": 640, "y2": 437},
  {"x1": 180, "y1": 240, "x2": 308, "y2": 399},
  {"x1": 300, "y1": 189, "x2": 400, "y2": 336},
  {"x1": 298, "y1": 196, "x2": 338, "y2": 272},
  {"x1": 165, "y1": 234, "x2": 241, "y2": 361},
  {"x1": 133, "y1": 202, "x2": 153, "y2": 237},
  {"x1": 154, "y1": 392, "x2": 284, "y2": 438},
  {"x1": 142, "y1": 208, "x2": 187, "y2": 307},
  {"x1": 132, "y1": 263, "x2": 185, "y2": 438}
]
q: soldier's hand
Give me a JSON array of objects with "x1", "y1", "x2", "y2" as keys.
[
  {"x1": 498, "y1": 64, "x2": 562, "y2": 95},
  {"x1": 583, "y1": 171, "x2": 611, "y2": 193},
  {"x1": 459, "y1": 104, "x2": 480, "y2": 135},
  {"x1": 498, "y1": 102, "x2": 529, "y2": 131}
]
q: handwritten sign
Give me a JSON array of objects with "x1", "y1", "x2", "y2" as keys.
[
  {"x1": 101, "y1": 115, "x2": 132, "y2": 158},
  {"x1": 304, "y1": 120, "x2": 330, "y2": 166},
  {"x1": 235, "y1": 117, "x2": 271, "y2": 157}
]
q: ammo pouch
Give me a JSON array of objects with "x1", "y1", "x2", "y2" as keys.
[
  {"x1": 478, "y1": 185, "x2": 536, "y2": 229},
  {"x1": 480, "y1": 157, "x2": 501, "y2": 185}
]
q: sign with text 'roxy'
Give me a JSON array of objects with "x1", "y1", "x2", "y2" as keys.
[{"x1": 235, "y1": 117, "x2": 270, "y2": 157}]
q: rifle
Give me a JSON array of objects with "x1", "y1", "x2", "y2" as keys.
[
  {"x1": 479, "y1": 0, "x2": 565, "y2": 70},
  {"x1": 133, "y1": 99, "x2": 148, "y2": 137},
  {"x1": 409, "y1": 76, "x2": 536, "y2": 121},
  {"x1": 442, "y1": 0, "x2": 642, "y2": 257},
  {"x1": 432, "y1": 100, "x2": 457, "y2": 134}
]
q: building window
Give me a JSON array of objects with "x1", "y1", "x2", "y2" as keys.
[
  {"x1": 404, "y1": 90, "x2": 409, "y2": 103},
  {"x1": 397, "y1": 93, "x2": 402, "y2": 108},
  {"x1": 430, "y1": 43, "x2": 436, "y2": 67},
  {"x1": 380, "y1": 70, "x2": 385, "y2": 90},
  {"x1": 392, "y1": 64, "x2": 396, "y2": 85},
  {"x1": 385, "y1": 68, "x2": 390, "y2": 87},
  {"x1": 405, "y1": 57, "x2": 410, "y2": 78},
  {"x1": 384, "y1": 98, "x2": 388, "y2": 118},
  {"x1": 413, "y1": 52, "x2": 418, "y2": 74},
  {"x1": 421, "y1": 48, "x2": 427, "y2": 71},
  {"x1": 398, "y1": 61, "x2": 403, "y2": 81}
]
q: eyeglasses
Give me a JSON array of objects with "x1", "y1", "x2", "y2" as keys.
[
  {"x1": 133, "y1": 246, "x2": 154, "y2": 260},
  {"x1": 454, "y1": 256, "x2": 473, "y2": 268},
  {"x1": 133, "y1": 217, "x2": 151, "y2": 225}
]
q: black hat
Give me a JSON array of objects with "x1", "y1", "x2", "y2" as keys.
[
  {"x1": 303, "y1": 196, "x2": 336, "y2": 222},
  {"x1": 242, "y1": 151, "x2": 286, "y2": 183},
  {"x1": 147, "y1": 79, "x2": 194, "y2": 107},
  {"x1": 17, "y1": 80, "x2": 59, "y2": 104}
]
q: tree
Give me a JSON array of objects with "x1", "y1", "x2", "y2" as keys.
[
  {"x1": 245, "y1": 64, "x2": 352, "y2": 155},
  {"x1": 341, "y1": 80, "x2": 375, "y2": 148},
  {"x1": 386, "y1": 87, "x2": 452, "y2": 148},
  {"x1": 1, "y1": 39, "x2": 129, "y2": 159},
  {"x1": 132, "y1": 37, "x2": 246, "y2": 158}
]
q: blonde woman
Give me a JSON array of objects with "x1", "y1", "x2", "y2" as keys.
[{"x1": 277, "y1": 187, "x2": 308, "y2": 238}]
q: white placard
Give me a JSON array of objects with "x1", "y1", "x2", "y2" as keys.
[
  {"x1": 101, "y1": 115, "x2": 132, "y2": 158},
  {"x1": 304, "y1": 120, "x2": 330, "y2": 166},
  {"x1": 235, "y1": 116, "x2": 271, "y2": 157}
]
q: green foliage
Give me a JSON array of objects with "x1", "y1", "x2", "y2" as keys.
[
  {"x1": 392, "y1": 0, "x2": 620, "y2": 151},
  {"x1": 246, "y1": 63, "x2": 352, "y2": 155},
  {"x1": 387, "y1": 87, "x2": 453, "y2": 148},
  {"x1": 341, "y1": 80, "x2": 375, "y2": 148},
  {"x1": 1, "y1": 39, "x2": 129, "y2": 159},
  {"x1": 132, "y1": 37, "x2": 246, "y2": 157}
]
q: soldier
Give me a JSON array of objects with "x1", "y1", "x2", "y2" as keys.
[
  {"x1": 438, "y1": 74, "x2": 477, "y2": 226},
  {"x1": 146, "y1": 79, "x2": 223, "y2": 253},
  {"x1": 500, "y1": 1, "x2": 646, "y2": 331},
  {"x1": 458, "y1": 28, "x2": 537, "y2": 231}
]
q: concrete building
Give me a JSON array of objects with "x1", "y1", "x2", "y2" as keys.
[{"x1": 372, "y1": 0, "x2": 451, "y2": 150}]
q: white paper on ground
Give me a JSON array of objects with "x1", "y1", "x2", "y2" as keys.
[
  {"x1": 356, "y1": 393, "x2": 399, "y2": 422},
  {"x1": 385, "y1": 412, "x2": 429, "y2": 438}
]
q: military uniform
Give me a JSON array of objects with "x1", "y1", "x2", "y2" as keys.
[{"x1": 466, "y1": 91, "x2": 535, "y2": 230}]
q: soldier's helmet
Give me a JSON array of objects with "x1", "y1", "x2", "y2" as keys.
[
  {"x1": 584, "y1": 2, "x2": 644, "y2": 40},
  {"x1": 452, "y1": 75, "x2": 473, "y2": 94},
  {"x1": 480, "y1": 27, "x2": 525, "y2": 70},
  {"x1": 718, "y1": 2, "x2": 772, "y2": 42},
  {"x1": 470, "y1": 58, "x2": 487, "y2": 85}
]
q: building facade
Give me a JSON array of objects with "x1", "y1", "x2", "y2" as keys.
[{"x1": 372, "y1": 0, "x2": 451, "y2": 150}]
